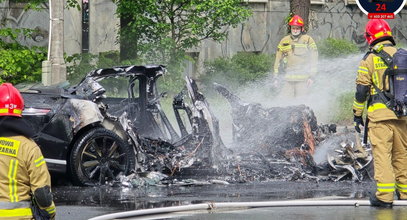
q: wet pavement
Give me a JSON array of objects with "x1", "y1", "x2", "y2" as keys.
[
  {"x1": 116, "y1": 206, "x2": 407, "y2": 220},
  {"x1": 53, "y1": 178, "x2": 379, "y2": 219}
]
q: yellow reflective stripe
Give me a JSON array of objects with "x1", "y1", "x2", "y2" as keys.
[
  {"x1": 374, "y1": 31, "x2": 392, "y2": 38},
  {"x1": 45, "y1": 206, "x2": 56, "y2": 214},
  {"x1": 8, "y1": 159, "x2": 18, "y2": 202},
  {"x1": 294, "y1": 43, "x2": 307, "y2": 48},
  {"x1": 285, "y1": 75, "x2": 310, "y2": 80},
  {"x1": 378, "y1": 188, "x2": 395, "y2": 192},
  {"x1": 35, "y1": 156, "x2": 45, "y2": 167},
  {"x1": 0, "y1": 208, "x2": 32, "y2": 217},
  {"x1": 278, "y1": 45, "x2": 292, "y2": 51},
  {"x1": 370, "y1": 86, "x2": 377, "y2": 95},
  {"x1": 368, "y1": 103, "x2": 387, "y2": 112},
  {"x1": 0, "y1": 108, "x2": 22, "y2": 114},
  {"x1": 34, "y1": 156, "x2": 44, "y2": 163},
  {"x1": 358, "y1": 67, "x2": 368, "y2": 74},
  {"x1": 378, "y1": 183, "x2": 395, "y2": 187},
  {"x1": 13, "y1": 109, "x2": 21, "y2": 114},
  {"x1": 372, "y1": 70, "x2": 380, "y2": 88},
  {"x1": 359, "y1": 66, "x2": 368, "y2": 71},
  {"x1": 377, "y1": 183, "x2": 395, "y2": 192},
  {"x1": 309, "y1": 43, "x2": 317, "y2": 48},
  {"x1": 353, "y1": 99, "x2": 365, "y2": 109},
  {"x1": 371, "y1": 70, "x2": 380, "y2": 96},
  {"x1": 396, "y1": 183, "x2": 407, "y2": 192}
]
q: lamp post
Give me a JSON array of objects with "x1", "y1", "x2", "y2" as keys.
[{"x1": 42, "y1": 0, "x2": 66, "y2": 86}]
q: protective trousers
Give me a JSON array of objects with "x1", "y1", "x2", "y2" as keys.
[
  {"x1": 368, "y1": 119, "x2": 407, "y2": 202},
  {"x1": 279, "y1": 80, "x2": 308, "y2": 99}
]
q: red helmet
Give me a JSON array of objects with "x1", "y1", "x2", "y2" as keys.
[
  {"x1": 288, "y1": 15, "x2": 304, "y2": 27},
  {"x1": 0, "y1": 83, "x2": 24, "y2": 117},
  {"x1": 364, "y1": 19, "x2": 392, "y2": 45}
]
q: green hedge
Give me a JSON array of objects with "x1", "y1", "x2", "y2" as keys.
[
  {"x1": 200, "y1": 52, "x2": 273, "y2": 89},
  {"x1": 317, "y1": 38, "x2": 360, "y2": 58}
]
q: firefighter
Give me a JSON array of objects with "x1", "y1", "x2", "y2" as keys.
[
  {"x1": 353, "y1": 19, "x2": 407, "y2": 208},
  {"x1": 273, "y1": 14, "x2": 318, "y2": 98},
  {"x1": 0, "y1": 83, "x2": 56, "y2": 219}
]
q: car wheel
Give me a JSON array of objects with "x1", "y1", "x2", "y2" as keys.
[{"x1": 70, "y1": 127, "x2": 135, "y2": 186}]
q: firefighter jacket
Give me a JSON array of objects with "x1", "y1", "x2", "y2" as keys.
[
  {"x1": 353, "y1": 40, "x2": 401, "y2": 122},
  {"x1": 0, "y1": 118, "x2": 55, "y2": 219},
  {"x1": 273, "y1": 34, "x2": 318, "y2": 81}
]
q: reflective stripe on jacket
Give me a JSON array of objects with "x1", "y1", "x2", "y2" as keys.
[
  {"x1": 273, "y1": 34, "x2": 318, "y2": 81},
  {"x1": 353, "y1": 40, "x2": 400, "y2": 122},
  {"x1": 0, "y1": 201, "x2": 32, "y2": 218},
  {"x1": 0, "y1": 135, "x2": 55, "y2": 219}
]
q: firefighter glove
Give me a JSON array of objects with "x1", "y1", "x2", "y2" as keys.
[{"x1": 354, "y1": 115, "x2": 364, "y2": 133}]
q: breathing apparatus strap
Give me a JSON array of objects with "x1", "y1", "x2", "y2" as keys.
[
  {"x1": 372, "y1": 44, "x2": 394, "y2": 66},
  {"x1": 370, "y1": 44, "x2": 395, "y2": 108},
  {"x1": 371, "y1": 84, "x2": 393, "y2": 108}
]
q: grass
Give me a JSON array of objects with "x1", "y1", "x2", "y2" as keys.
[{"x1": 330, "y1": 91, "x2": 354, "y2": 125}]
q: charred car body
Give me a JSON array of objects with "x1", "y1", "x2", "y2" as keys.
[
  {"x1": 21, "y1": 65, "x2": 225, "y2": 185},
  {"x1": 20, "y1": 65, "x2": 372, "y2": 186},
  {"x1": 213, "y1": 84, "x2": 372, "y2": 183}
]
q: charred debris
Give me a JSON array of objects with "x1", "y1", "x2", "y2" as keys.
[{"x1": 61, "y1": 66, "x2": 374, "y2": 186}]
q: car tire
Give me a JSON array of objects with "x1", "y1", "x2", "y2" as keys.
[{"x1": 70, "y1": 127, "x2": 135, "y2": 186}]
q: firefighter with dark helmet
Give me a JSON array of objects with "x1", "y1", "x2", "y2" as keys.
[
  {"x1": 353, "y1": 19, "x2": 407, "y2": 208},
  {"x1": 273, "y1": 14, "x2": 318, "y2": 98},
  {"x1": 0, "y1": 83, "x2": 56, "y2": 219}
]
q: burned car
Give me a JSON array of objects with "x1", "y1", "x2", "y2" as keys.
[
  {"x1": 20, "y1": 65, "x2": 225, "y2": 186},
  {"x1": 19, "y1": 65, "x2": 371, "y2": 187}
]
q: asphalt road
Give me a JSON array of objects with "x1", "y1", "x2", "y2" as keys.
[
  {"x1": 53, "y1": 180, "x2": 379, "y2": 219},
  {"x1": 117, "y1": 206, "x2": 407, "y2": 220}
]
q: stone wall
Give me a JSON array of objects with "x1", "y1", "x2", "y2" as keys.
[
  {"x1": 1, "y1": 0, "x2": 406, "y2": 75},
  {"x1": 190, "y1": 1, "x2": 407, "y2": 75},
  {"x1": 199, "y1": 1, "x2": 407, "y2": 60},
  {"x1": 0, "y1": 0, "x2": 118, "y2": 55}
]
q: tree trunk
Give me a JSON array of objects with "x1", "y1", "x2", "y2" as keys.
[{"x1": 290, "y1": 0, "x2": 311, "y2": 31}]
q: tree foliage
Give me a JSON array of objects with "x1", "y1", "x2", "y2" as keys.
[
  {"x1": 0, "y1": 0, "x2": 80, "y2": 85},
  {"x1": 115, "y1": 0, "x2": 252, "y2": 62},
  {"x1": 0, "y1": 28, "x2": 46, "y2": 84}
]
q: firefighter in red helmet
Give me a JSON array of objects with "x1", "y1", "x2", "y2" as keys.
[
  {"x1": 273, "y1": 15, "x2": 318, "y2": 98},
  {"x1": 353, "y1": 19, "x2": 407, "y2": 208},
  {"x1": 0, "y1": 83, "x2": 56, "y2": 219}
]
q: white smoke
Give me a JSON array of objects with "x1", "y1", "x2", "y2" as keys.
[
  {"x1": 238, "y1": 53, "x2": 364, "y2": 123},
  {"x1": 207, "y1": 53, "x2": 364, "y2": 148},
  {"x1": 313, "y1": 132, "x2": 356, "y2": 164}
]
